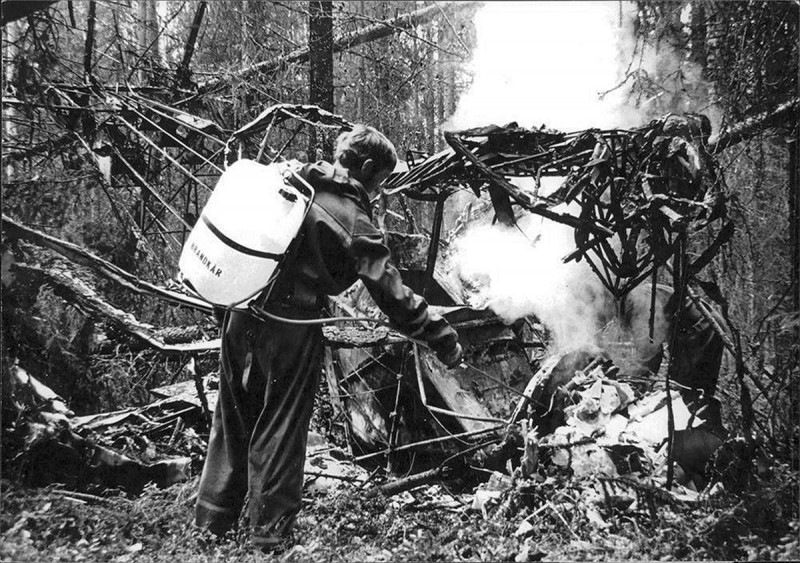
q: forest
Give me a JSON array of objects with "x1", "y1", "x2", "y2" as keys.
[{"x1": 1, "y1": 1, "x2": 798, "y2": 561}]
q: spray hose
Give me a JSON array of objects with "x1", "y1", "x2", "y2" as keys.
[
  {"x1": 245, "y1": 303, "x2": 432, "y2": 350},
  {"x1": 202, "y1": 307, "x2": 528, "y2": 415},
  {"x1": 244, "y1": 303, "x2": 496, "y2": 397}
]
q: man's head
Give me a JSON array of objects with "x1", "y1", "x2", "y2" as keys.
[{"x1": 334, "y1": 125, "x2": 398, "y2": 194}]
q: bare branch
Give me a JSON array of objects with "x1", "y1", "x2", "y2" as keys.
[
  {"x1": 707, "y1": 97, "x2": 800, "y2": 153},
  {"x1": 2, "y1": 213, "x2": 212, "y2": 314},
  {"x1": 198, "y1": 1, "x2": 479, "y2": 94},
  {"x1": 176, "y1": 0, "x2": 206, "y2": 88}
]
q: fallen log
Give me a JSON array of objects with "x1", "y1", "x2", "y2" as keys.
[
  {"x1": 154, "y1": 325, "x2": 215, "y2": 345},
  {"x1": 198, "y1": 2, "x2": 478, "y2": 93},
  {"x1": 707, "y1": 97, "x2": 799, "y2": 154},
  {"x1": 379, "y1": 466, "x2": 449, "y2": 496},
  {"x1": 2, "y1": 214, "x2": 212, "y2": 314},
  {"x1": 12, "y1": 262, "x2": 219, "y2": 354}
]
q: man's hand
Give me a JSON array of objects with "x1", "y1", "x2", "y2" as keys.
[{"x1": 437, "y1": 342, "x2": 463, "y2": 368}]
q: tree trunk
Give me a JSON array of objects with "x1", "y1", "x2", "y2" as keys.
[
  {"x1": 176, "y1": 1, "x2": 207, "y2": 88},
  {"x1": 789, "y1": 124, "x2": 800, "y2": 470},
  {"x1": 309, "y1": 0, "x2": 334, "y2": 159},
  {"x1": 424, "y1": 25, "x2": 436, "y2": 153},
  {"x1": 199, "y1": 1, "x2": 478, "y2": 93},
  {"x1": 136, "y1": 0, "x2": 159, "y2": 85},
  {"x1": 436, "y1": 21, "x2": 448, "y2": 150},
  {"x1": 411, "y1": 28, "x2": 423, "y2": 150},
  {"x1": 355, "y1": 0, "x2": 366, "y2": 123},
  {"x1": 3, "y1": 20, "x2": 22, "y2": 178},
  {"x1": 80, "y1": 1, "x2": 97, "y2": 141},
  {"x1": 373, "y1": 1, "x2": 389, "y2": 132},
  {"x1": 241, "y1": 0, "x2": 248, "y2": 70},
  {"x1": 689, "y1": 3, "x2": 707, "y2": 68},
  {"x1": 357, "y1": 56, "x2": 366, "y2": 123},
  {"x1": 791, "y1": 15, "x2": 800, "y2": 338}
]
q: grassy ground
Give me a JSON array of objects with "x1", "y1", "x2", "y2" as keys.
[{"x1": 2, "y1": 464, "x2": 798, "y2": 562}]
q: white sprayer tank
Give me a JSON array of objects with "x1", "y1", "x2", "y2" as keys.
[{"x1": 178, "y1": 159, "x2": 313, "y2": 308}]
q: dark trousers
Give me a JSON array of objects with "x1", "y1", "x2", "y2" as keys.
[{"x1": 195, "y1": 307, "x2": 323, "y2": 541}]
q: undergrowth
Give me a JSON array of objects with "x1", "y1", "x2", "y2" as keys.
[{"x1": 2, "y1": 463, "x2": 798, "y2": 562}]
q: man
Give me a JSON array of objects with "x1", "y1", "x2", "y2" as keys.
[
  {"x1": 195, "y1": 125, "x2": 463, "y2": 549},
  {"x1": 610, "y1": 283, "x2": 727, "y2": 487},
  {"x1": 609, "y1": 283, "x2": 725, "y2": 397}
]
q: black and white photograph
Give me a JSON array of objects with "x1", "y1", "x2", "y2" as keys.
[{"x1": 1, "y1": 0, "x2": 798, "y2": 560}]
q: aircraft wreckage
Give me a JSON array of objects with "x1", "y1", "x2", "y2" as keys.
[{"x1": 4, "y1": 103, "x2": 748, "y2": 505}]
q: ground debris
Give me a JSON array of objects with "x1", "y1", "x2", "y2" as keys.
[{"x1": 3, "y1": 360, "x2": 202, "y2": 495}]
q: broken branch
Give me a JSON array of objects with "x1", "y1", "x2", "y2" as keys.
[
  {"x1": 2, "y1": 214, "x2": 212, "y2": 314},
  {"x1": 707, "y1": 97, "x2": 799, "y2": 154},
  {"x1": 198, "y1": 2, "x2": 478, "y2": 93},
  {"x1": 354, "y1": 426, "x2": 504, "y2": 463},
  {"x1": 11, "y1": 262, "x2": 219, "y2": 354}
]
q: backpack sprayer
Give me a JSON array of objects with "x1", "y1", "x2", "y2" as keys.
[
  {"x1": 175, "y1": 156, "x2": 479, "y2": 385},
  {"x1": 178, "y1": 158, "x2": 313, "y2": 308},
  {"x1": 175, "y1": 131, "x2": 474, "y2": 430},
  {"x1": 176, "y1": 157, "x2": 428, "y2": 346}
]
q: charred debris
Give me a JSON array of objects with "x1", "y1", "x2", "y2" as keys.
[{"x1": 3, "y1": 100, "x2": 759, "y2": 517}]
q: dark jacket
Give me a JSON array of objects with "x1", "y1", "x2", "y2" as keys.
[
  {"x1": 617, "y1": 283, "x2": 724, "y2": 395},
  {"x1": 271, "y1": 161, "x2": 458, "y2": 358}
]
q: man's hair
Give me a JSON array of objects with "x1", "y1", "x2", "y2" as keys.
[{"x1": 334, "y1": 125, "x2": 397, "y2": 174}]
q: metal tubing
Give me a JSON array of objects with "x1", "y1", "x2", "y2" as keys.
[{"x1": 353, "y1": 425, "x2": 504, "y2": 462}]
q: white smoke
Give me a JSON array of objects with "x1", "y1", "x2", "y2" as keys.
[
  {"x1": 454, "y1": 208, "x2": 607, "y2": 352},
  {"x1": 447, "y1": 1, "x2": 639, "y2": 131},
  {"x1": 453, "y1": 211, "x2": 671, "y2": 357},
  {"x1": 446, "y1": 1, "x2": 720, "y2": 133},
  {"x1": 614, "y1": 3, "x2": 723, "y2": 130},
  {"x1": 446, "y1": 2, "x2": 680, "y2": 353}
]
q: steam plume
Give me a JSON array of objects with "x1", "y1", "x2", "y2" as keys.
[
  {"x1": 454, "y1": 209, "x2": 606, "y2": 352},
  {"x1": 446, "y1": 2, "x2": 632, "y2": 352},
  {"x1": 447, "y1": 2, "x2": 701, "y2": 356},
  {"x1": 447, "y1": 1, "x2": 636, "y2": 131}
]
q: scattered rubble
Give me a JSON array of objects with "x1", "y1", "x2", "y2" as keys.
[{"x1": 5, "y1": 361, "x2": 199, "y2": 494}]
